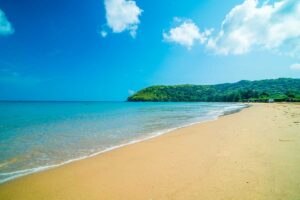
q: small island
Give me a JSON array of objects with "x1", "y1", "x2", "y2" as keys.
[{"x1": 128, "y1": 78, "x2": 300, "y2": 102}]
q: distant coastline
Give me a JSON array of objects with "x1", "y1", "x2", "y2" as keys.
[{"x1": 128, "y1": 78, "x2": 300, "y2": 102}]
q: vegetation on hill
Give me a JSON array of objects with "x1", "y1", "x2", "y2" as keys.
[{"x1": 127, "y1": 78, "x2": 300, "y2": 102}]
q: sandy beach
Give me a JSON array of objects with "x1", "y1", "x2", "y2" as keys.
[{"x1": 0, "y1": 103, "x2": 300, "y2": 200}]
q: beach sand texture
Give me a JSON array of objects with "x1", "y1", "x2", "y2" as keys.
[{"x1": 0, "y1": 103, "x2": 300, "y2": 200}]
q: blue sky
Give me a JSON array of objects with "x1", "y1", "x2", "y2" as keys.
[{"x1": 0, "y1": 0, "x2": 299, "y2": 101}]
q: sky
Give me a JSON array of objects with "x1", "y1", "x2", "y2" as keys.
[{"x1": 0, "y1": 0, "x2": 300, "y2": 101}]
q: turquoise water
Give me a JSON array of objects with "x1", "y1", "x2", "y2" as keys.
[{"x1": 0, "y1": 101, "x2": 246, "y2": 183}]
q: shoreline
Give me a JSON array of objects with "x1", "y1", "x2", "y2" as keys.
[
  {"x1": 0, "y1": 103, "x2": 248, "y2": 184},
  {"x1": 1, "y1": 103, "x2": 299, "y2": 199}
]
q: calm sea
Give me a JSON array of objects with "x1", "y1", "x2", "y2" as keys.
[{"x1": 0, "y1": 101, "x2": 246, "y2": 183}]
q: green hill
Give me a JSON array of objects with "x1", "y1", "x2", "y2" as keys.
[{"x1": 128, "y1": 78, "x2": 300, "y2": 102}]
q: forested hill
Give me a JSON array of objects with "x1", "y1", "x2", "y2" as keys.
[{"x1": 127, "y1": 78, "x2": 300, "y2": 102}]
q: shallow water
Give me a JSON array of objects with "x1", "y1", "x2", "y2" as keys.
[{"x1": 0, "y1": 101, "x2": 246, "y2": 183}]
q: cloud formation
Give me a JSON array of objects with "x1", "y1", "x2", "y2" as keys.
[
  {"x1": 290, "y1": 63, "x2": 300, "y2": 70},
  {"x1": 164, "y1": 0, "x2": 300, "y2": 58},
  {"x1": 163, "y1": 19, "x2": 212, "y2": 49},
  {"x1": 104, "y1": 0, "x2": 142, "y2": 38},
  {"x1": 0, "y1": 9, "x2": 14, "y2": 36},
  {"x1": 100, "y1": 30, "x2": 108, "y2": 38},
  {"x1": 207, "y1": 0, "x2": 300, "y2": 56},
  {"x1": 128, "y1": 89, "x2": 135, "y2": 95}
]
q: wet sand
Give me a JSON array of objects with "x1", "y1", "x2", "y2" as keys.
[{"x1": 0, "y1": 103, "x2": 300, "y2": 199}]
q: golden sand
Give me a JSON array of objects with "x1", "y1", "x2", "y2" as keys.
[{"x1": 0, "y1": 103, "x2": 300, "y2": 199}]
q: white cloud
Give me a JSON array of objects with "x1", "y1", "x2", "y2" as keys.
[
  {"x1": 207, "y1": 0, "x2": 300, "y2": 56},
  {"x1": 290, "y1": 63, "x2": 300, "y2": 70},
  {"x1": 104, "y1": 0, "x2": 142, "y2": 38},
  {"x1": 163, "y1": 19, "x2": 212, "y2": 49},
  {"x1": 128, "y1": 89, "x2": 135, "y2": 95},
  {"x1": 100, "y1": 30, "x2": 108, "y2": 38},
  {"x1": 0, "y1": 9, "x2": 14, "y2": 36}
]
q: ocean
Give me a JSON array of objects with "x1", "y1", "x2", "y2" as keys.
[{"x1": 0, "y1": 101, "x2": 246, "y2": 183}]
